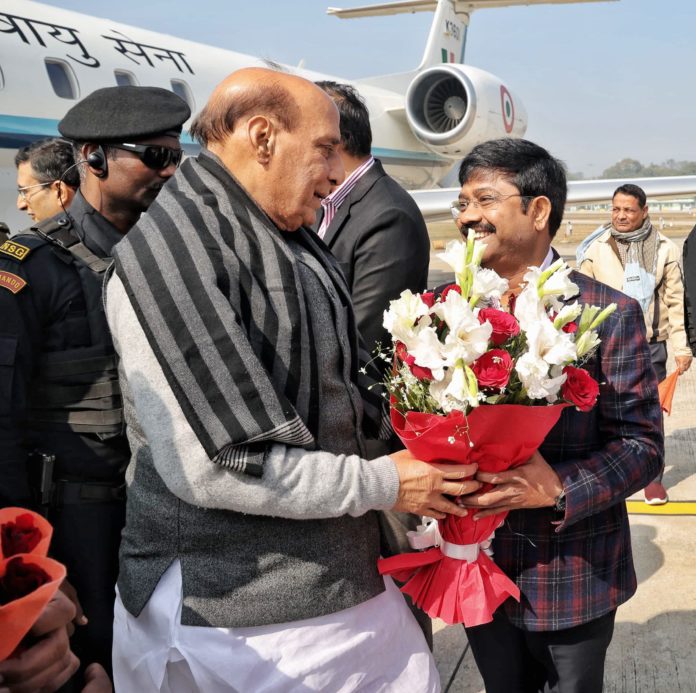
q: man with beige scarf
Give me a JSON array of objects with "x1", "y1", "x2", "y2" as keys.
[{"x1": 579, "y1": 183, "x2": 691, "y2": 504}]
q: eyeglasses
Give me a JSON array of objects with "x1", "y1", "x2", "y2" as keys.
[
  {"x1": 17, "y1": 181, "x2": 52, "y2": 201},
  {"x1": 450, "y1": 193, "x2": 534, "y2": 221},
  {"x1": 108, "y1": 143, "x2": 183, "y2": 170}
]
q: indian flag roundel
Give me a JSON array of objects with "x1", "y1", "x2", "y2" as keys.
[{"x1": 500, "y1": 86, "x2": 514, "y2": 133}]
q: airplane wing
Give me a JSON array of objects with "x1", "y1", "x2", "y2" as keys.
[
  {"x1": 410, "y1": 176, "x2": 696, "y2": 223},
  {"x1": 327, "y1": 0, "x2": 616, "y2": 19}
]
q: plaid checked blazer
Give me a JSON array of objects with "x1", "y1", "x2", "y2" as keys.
[{"x1": 494, "y1": 268, "x2": 664, "y2": 631}]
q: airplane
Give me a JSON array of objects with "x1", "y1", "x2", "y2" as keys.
[{"x1": 1, "y1": 0, "x2": 695, "y2": 232}]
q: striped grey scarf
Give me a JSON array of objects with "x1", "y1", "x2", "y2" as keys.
[
  {"x1": 610, "y1": 217, "x2": 659, "y2": 313},
  {"x1": 112, "y1": 151, "x2": 384, "y2": 476}
]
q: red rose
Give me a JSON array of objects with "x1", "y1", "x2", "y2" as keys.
[
  {"x1": 478, "y1": 308, "x2": 520, "y2": 346},
  {"x1": 561, "y1": 366, "x2": 599, "y2": 411},
  {"x1": 395, "y1": 341, "x2": 410, "y2": 365},
  {"x1": 421, "y1": 292, "x2": 435, "y2": 308},
  {"x1": 549, "y1": 312, "x2": 579, "y2": 334},
  {"x1": 395, "y1": 341, "x2": 433, "y2": 381},
  {"x1": 1, "y1": 513, "x2": 42, "y2": 557},
  {"x1": 472, "y1": 349, "x2": 513, "y2": 390},
  {"x1": 440, "y1": 284, "x2": 461, "y2": 301},
  {"x1": 0, "y1": 556, "x2": 51, "y2": 605}
]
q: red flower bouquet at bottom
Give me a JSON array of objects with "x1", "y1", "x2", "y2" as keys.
[
  {"x1": 378, "y1": 403, "x2": 567, "y2": 626},
  {"x1": 0, "y1": 508, "x2": 66, "y2": 660}
]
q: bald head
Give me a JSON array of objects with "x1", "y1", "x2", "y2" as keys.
[
  {"x1": 191, "y1": 68, "x2": 344, "y2": 231},
  {"x1": 190, "y1": 68, "x2": 307, "y2": 146}
]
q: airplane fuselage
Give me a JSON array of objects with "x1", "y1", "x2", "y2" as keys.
[{"x1": 1, "y1": 0, "x2": 470, "y2": 229}]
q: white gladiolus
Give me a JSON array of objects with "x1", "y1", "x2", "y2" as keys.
[
  {"x1": 381, "y1": 253, "x2": 610, "y2": 415},
  {"x1": 437, "y1": 240, "x2": 468, "y2": 278},
  {"x1": 515, "y1": 352, "x2": 567, "y2": 400},
  {"x1": 538, "y1": 260, "x2": 578, "y2": 299},
  {"x1": 513, "y1": 284, "x2": 546, "y2": 331},
  {"x1": 575, "y1": 330, "x2": 601, "y2": 358},
  {"x1": 441, "y1": 324, "x2": 492, "y2": 366},
  {"x1": 432, "y1": 289, "x2": 473, "y2": 329},
  {"x1": 553, "y1": 302, "x2": 583, "y2": 330},
  {"x1": 383, "y1": 289, "x2": 431, "y2": 344},
  {"x1": 521, "y1": 261, "x2": 579, "y2": 314},
  {"x1": 428, "y1": 373, "x2": 452, "y2": 412},
  {"x1": 471, "y1": 268, "x2": 509, "y2": 305},
  {"x1": 524, "y1": 319, "x2": 577, "y2": 367},
  {"x1": 437, "y1": 235, "x2": 488, "y2": 297},
  {"x1": 432, "y1": 291, "x2": 492, "y2": 365},
  {"x1": 404, "y1": 325, "x2": 447, "y2": 381},
  {"x1": 429, "y1": 361, "x2": 479, "y2": 412}
]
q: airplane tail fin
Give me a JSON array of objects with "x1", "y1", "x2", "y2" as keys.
[
  {"x1": 417, "y1": 0, "x2": 467, "y2": 69},
  {"x1": 327, "y1": 0, "x2": 616, "y2": 68},
  {"x1": 328, "y1": 1, "x2": 467, "y2": 68}
]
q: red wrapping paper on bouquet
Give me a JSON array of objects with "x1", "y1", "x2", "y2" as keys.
[
  {"x1": 0, "y1": 508, "x2": 66, "y2": 660},
  {"x1": 378, "y1": 403, "x2": 567, "y2": 626}
]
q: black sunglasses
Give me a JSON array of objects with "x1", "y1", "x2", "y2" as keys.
[{"x1": 109, "y1": 143, "x2": 183, "y2": 170}]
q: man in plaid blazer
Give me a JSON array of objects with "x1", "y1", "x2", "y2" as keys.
[{"x1": 453, "y1": 139, "x2": 663, "y2": 693}]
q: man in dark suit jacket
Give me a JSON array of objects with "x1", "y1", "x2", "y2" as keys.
[
  {"x1": 315, "y1": 81, "x2": 433, "y2": 648},
  {"x1": 453, "y1": 138, "x2": 663, "y2": 693},
  {"x1": 314, "y1": 81, "x2": 430, "y2": 360},
  {"x1": 683, "y1": 223, "x2": 696, "y2": 354}
]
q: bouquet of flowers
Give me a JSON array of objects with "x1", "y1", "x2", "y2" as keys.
[
  {"x1": 0, "y1": 508, "x2": 66, "y2": 660},
  {"x1": 377, "y1": 231, "x2": 615, "y2": 626}
]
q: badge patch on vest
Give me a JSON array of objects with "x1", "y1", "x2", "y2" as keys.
[
  {"x1": 0, "y1": 240, "x2": 31, "y2": 261},
  {"x1": 0, "y1": 271, "x2": 27, "y2": 294}
]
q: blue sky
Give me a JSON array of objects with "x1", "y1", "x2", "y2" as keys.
[{"x1": 40, "y1": 0, "x2": 695, "y2": 177}]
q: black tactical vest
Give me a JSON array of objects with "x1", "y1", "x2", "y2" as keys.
[{"x1": 26, "y1": 217, "x2": 123, "y2": 438}]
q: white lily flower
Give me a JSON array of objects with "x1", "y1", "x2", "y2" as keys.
[{"x1": 383, "y1": 289, "x2": 431, "y2": 344}]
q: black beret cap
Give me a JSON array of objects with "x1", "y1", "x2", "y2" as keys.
[{"x1": 58, "y1": 86, "x2": 191, "y2": 141}]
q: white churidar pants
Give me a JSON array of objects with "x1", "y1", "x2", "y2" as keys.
[{"x1": 113, "y1": 560, "x2": 440, "y2": 692}]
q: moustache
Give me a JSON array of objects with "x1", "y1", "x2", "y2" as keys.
[{"x1": 463, "y1": 222, "x2": 496, "y2": 235}]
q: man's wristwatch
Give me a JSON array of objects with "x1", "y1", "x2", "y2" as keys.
[{"x1": 553, "y1": 491, "x2": 566, "y2": 513}]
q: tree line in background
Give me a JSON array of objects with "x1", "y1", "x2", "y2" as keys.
[{"x1": 568, "y1": 159, "x2": 696, "y2": 181}]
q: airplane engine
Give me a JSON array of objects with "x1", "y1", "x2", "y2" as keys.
[{"x1": 405, "y1": 64, "x2": 527, "y2": 159}]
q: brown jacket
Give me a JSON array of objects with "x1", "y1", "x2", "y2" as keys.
[{"x1": 579, "y1": 229, "x2": 691, "y2": 357}]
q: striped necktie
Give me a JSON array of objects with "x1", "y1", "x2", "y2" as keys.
[{"x1": 318, "y1": 198, "x2": 336, "y2": 239}]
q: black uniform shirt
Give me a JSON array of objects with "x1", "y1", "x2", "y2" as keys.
[{"x1": 0, "y1": 192, "x2": 128, "y2": 505}]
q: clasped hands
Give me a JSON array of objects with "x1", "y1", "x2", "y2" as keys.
[
  {"x1": 389, "y1": 449, "x2": 563, "y2": 521},
  {"x1": 0, "y1": 588, "x2": 112, "y2": 693}
]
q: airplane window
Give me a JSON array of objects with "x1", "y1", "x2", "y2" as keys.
[
  {"x1": 115, "y1": 70, "x2": 139, "y2": 87},
  {"x1": 45, "y1": 59, "x2": 78, "y2": 99},
  {"x1": 0, "y1": 64, "x2": 4, "y2": 90},
  {"x1": 170, "y1": 80, "x2": 195, "y2": 111}
]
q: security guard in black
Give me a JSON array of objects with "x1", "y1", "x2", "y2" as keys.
[{"x1": 0, "y1": 85, "x2": 190, "y2": 682}]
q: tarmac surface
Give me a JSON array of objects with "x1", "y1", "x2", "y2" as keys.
[{"x1": 427, "y1": 238, "x2": 696, "y2": 692}]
